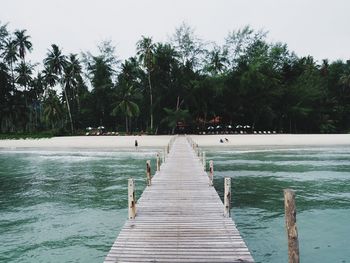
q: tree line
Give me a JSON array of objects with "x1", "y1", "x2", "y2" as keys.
[{"x1": 0, "y1": 21, "x2": 349, "y2": 135}]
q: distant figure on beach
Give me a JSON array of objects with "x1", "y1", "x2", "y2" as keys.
[
  {"x1": 225, "y1": 138, "x2": 229, "y2": 142},
  {"x1": 135, "y1": 139, "x2": 138, "y2": 148},
  {"x1": 220, "y1": 139, "x2": 224, "y2": 143}
]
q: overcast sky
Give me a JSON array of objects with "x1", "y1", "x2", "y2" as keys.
[{"x1": 1, "y1": 0, "x2": 349, "y2": 65}]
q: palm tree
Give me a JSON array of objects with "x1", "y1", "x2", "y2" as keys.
[
  {"x1": 0, "y1": 22, "x2": 9, "y2": 50},
  {"x1": 15, "y1": 61, "x2": 36, "y2": 131},
  {"x1": 204, "y1": 46, "x2": 228, "y2": 75},
  {"x1": 43, "y1": 44, "x2": 75, "y2": 133},
  {"x1": 42, "y1": 65, "x2": 59, "y2": 89},
  {"x1": 61, "y1": 55, "x2": 82, "y2": 134},
  {"x1": 15, "y1": 61, "x2": 33, "y2": 90},
  {"x1": 113, "y1": 85, "x2": 140, "y2": 133},
  {"x1": 1, "y1": 39, "x2": 18, "y2": 90},
  {"x1": 13, "y1": 29, "x2": 32, "y2": 63},
  {"x1": 136, "y1": 36, "x2": 155, "y2": 132},
  {"x1": 44, "y1": 44, "x2": 67, "y2": 75},
  {"x1": 66, "y1": 54, "x2": 83, "y2": 109},
  {"x1": 43, "y1": 90, "x2": 63, "y2": 130}
]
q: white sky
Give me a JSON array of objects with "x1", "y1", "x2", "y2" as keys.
[{"x1": 1, "y1": 0, "x2": 349, "y2": 65}]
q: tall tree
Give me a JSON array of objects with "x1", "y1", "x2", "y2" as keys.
[
  {"x1": 43, "y1": 90, "x2": 64, "y2": 130},
  {"x1": 204, "y1": 45, "x2": 228, "y2": 75},
  {"x1": 113, "y1": 85, "x2": 140, "y2": 133},
  {"x1": 136, "y1": 36, "x2": 155, "y2": 132},
  {"x1": 13, "y1": 29, "x2": 32, "y2": 63},
  {"x1": 15, "y1": 61, "x2": 33, "y2": 90},
  {"x1": 43, "y1": 44, "x2": 75, "y2": 134},
  {"x1": 1, "y1": 39, "x2": 18, "y2": 90},
  {"x1": 0, "y1": 21, "x2": 9, "y2": 50},
  {"x1": 171, "y1": 22, "x2": 205, "y2": 70}
]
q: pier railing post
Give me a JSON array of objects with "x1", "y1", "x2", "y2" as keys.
[
  {"x1": 203, "y1": 151, "x2": 206, "y2": 171},
  {"x1": 162, "y1": 149, "x2": 166, "y2": 163},
  {"x1": 224, "y1": 177, "x2": 231, "y2": 217},
  {"x1": 167, "y1": 143, "x2": 170, "y2": 154},
  {"x1": 146, "y1": 160, "x2": 152, "y2": 186},
  {"x1": 156, "y1": 153, "x2": 160, "y2": 171},
  {"x1": 128, "y1": 178, "x2": 136, "y2": 219},
  {"x1": 284, "y1": 189, "x2": 300, "y2": 263},
  {"x1": 209, "y1": 160, "x2": 214, "y2": 186}
]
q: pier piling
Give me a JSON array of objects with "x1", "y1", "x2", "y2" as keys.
[
  {"x1": 128, "y1": 178, "x2": 136, "y2": 219},
  {"x1": 284, "y1": 189, "x2": 300, "y2": 263}
]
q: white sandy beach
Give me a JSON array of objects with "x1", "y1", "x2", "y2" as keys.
[{"x1": 0, "y1": 134, "x2": 349, "y2": 149}]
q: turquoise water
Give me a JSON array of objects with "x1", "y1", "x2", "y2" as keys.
[
  {"x1": 208, "y1": 146, "x2": 350, "y2": 263},
  {"x1": 0, "y1": 149, "x2": 156, "y2": 263},
  {"x1": 1, "y1": 146, "x2": 350, "y2": 262}
]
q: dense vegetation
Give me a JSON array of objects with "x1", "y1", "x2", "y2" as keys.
[{"x1": 1, "y1": 21, "x2": 349, "y2": 135}]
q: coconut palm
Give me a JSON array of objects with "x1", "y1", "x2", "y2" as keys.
[
  {"x1": 136, "y1": 36, "x2": 155, "y2": 132},
  {"x1": 0, "y1": 22, "x2": 9, "y2": 50},
  {"x1": 1, "y1": 39, "x2": 18, "y2": 90},
  {"x1": 61, "y1": 55, "x2": 82, "y2": 134},
  {"x1": 113, "y1": 85, "x2": 140, "y2": 133},
  {"x1": 44, "y1": 44, "x2": 75, "y2": 133},
  {"x1": 15, "y1": 61, "x2": 34, "y2": 90},
  {"x1": 42, "y1": 65, "x2": 59, "y2": 89},
  {"x1": 44, "y1": 44, "x2": 67, "y2": 75},
  {"x1": 204, "y1": 45, "x2": 228, "y2": 75},
  {"x1": 43, "y1": 90, "x2": 63, "y2": 130},
  {"x1": 13, "y1": 29, "x2": 32, "y2": 63},
  {"x1": 66, "y1": 54, "x2": 83, "y2": 105}
]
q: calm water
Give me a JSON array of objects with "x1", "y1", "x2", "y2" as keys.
[
  {"x1": 1, "y1": 146, "x2": 350, "y2": 262},
  {"x1": 208, "y1": 146, "x2": 350, "y2": 263}
]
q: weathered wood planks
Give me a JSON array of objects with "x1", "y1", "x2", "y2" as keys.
[{"x1": 104, "y1": 136, "x2": 254, "y2": 263}]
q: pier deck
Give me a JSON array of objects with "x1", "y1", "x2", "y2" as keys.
[{"x1": 104, "y1": 136, "x2": 254, "y2": 263}]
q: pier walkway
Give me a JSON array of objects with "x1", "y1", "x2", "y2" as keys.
[{"x1": 104, "y1": 136, "x2": 254, "y2": 263}]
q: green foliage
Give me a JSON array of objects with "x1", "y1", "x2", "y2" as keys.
[
  {"x1": 0, "y1": 132, "x2": 54, "y2": 140},
  {"x1": 0, "y1": 21, "x2": 350, "y2": 136},
  {"x1": 162, "y1": 107, "x2": 190, "y2": 129}
]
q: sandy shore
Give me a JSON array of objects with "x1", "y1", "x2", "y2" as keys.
[
  {"x1": 0, "y1": 135, "x2": 173, "y2": 149},
  {"x1": 191, "y1": 134, "x2": 350, "y2": 147},
  {"x1": 0, "y1": 134, "x2": 349, "y2": 149}
]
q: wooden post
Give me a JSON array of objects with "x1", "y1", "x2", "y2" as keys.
[
  {"x1": 209, "y1": 160, "x2": 214, "y2": 186},
  {"x1": 224, "y1": 177, "x2": 231, "y2": 218},
  {"x1": 167, "y1": 144, "x2": 170, "y2": 154},
  {"x1": 128, "y1": 178, "x2": 136, "y2": 219},
  {"x1": 156, "y1": 153, "x2": 160, "y2": 171},
  {"x1": 284, "y1": 189, "x2": 300, "y2": 263},
  {"x1": 146, "y1": 160, "x2": 152, "y2": 186},
  {"x1": 203, "y1": 151, "x2": 206, "y2": 171}
]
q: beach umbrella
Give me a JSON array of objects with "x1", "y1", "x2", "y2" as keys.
[
  {"x1": 244, "y1": 125, "x2": 251, "y2": 129},
  {"x1": 86, "y1": 127, "x2": 92, "y2": 131},
  {"x1": 227, "y1": 125, "x2": 232, "y2": 129},
  {"x1": 236, "y1": 125, "x2": 242, "y2": 129}
]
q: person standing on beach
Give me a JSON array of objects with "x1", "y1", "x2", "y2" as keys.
[{"x1": 135, "y1": 139, "x2": 138, "y2": 149}]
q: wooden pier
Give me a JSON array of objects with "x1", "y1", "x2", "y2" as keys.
[{"x1": 104, "y1": 136, "x2": 254, "y2": 263}]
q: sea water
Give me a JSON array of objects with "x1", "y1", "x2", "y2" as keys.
[
  {"x1": 209, "y1": 146, "x2": 350, "y2": 263},
  {"x1": 0, "y1": 148, "x2": 155, "y2": 263},
  {"x1": 0, "y1": 146, "x2": 350, "y2": 262}
]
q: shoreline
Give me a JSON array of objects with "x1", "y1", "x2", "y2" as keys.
[{"x1": 0, "y1": 134, "x2": 349, "y2": 149}]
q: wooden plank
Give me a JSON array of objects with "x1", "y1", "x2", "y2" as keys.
[{"x1": 104, "y1": 136, "x2": 254, "y2": 263}]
